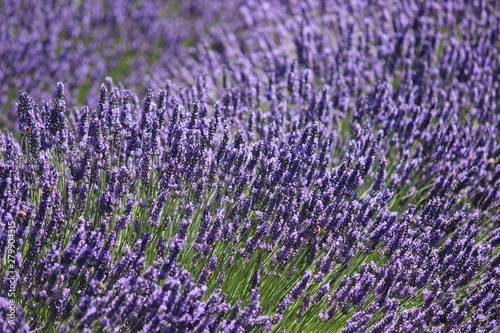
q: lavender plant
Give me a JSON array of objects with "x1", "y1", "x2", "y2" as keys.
[{"x1": 1, "y1": 0, "x2": 499, "y2": 332}]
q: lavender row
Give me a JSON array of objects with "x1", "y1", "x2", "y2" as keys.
[
  {"x1": 0, "y1": 69, "x2": 497, "y2": 331},
  {"x1": 2, "y1": 0, "x2": 498, "y2": 125}
]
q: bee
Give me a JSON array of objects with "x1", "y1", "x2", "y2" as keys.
[
  {"x1": 25, "y1": 127, "x2": 31, "y2": 134},
  {"x1": 487, "y1": 158, "x2": 495, "y2": 165},
  {"x1": 314, "y1": 225, "x2": 322, "y2": 234},
  {"x1": 339, "y1": 162, "x2": 346, "y2": 170},
  {"x1": 18, "y1": 210, "x2": 27, "y2": 217},
  {"x1": 48, "y1": 186, "x2": 56, "y2": 193},
  {"x1": 97, "y1": 281, "x2": 106, "y2": 290},
  {"x1": 207, "y1": 271, "x2": 214, "y2": 279}
]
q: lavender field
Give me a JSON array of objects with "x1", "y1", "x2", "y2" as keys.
[{"x1": 0, "y1": 0, "x2": 499, "y2": 332}]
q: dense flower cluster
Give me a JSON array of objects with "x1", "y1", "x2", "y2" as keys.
[
  {"x1": 0, "y1": 0, "x2": 247, "y2": 126},
  {"x1": 1, "y1": 0, "x2": 499, "y2": 332}
]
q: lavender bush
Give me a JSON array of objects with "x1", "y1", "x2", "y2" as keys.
[{"x1": 1, "y1": 0, "x2": 499, "y2": 332}]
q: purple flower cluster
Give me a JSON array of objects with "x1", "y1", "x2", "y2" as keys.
[
  {"x1": 0, "y1": 0, "x2": 246, "y2": 125},
  {"x1": 1, "y1": 0, "x2": 499, "y2": 332}
]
